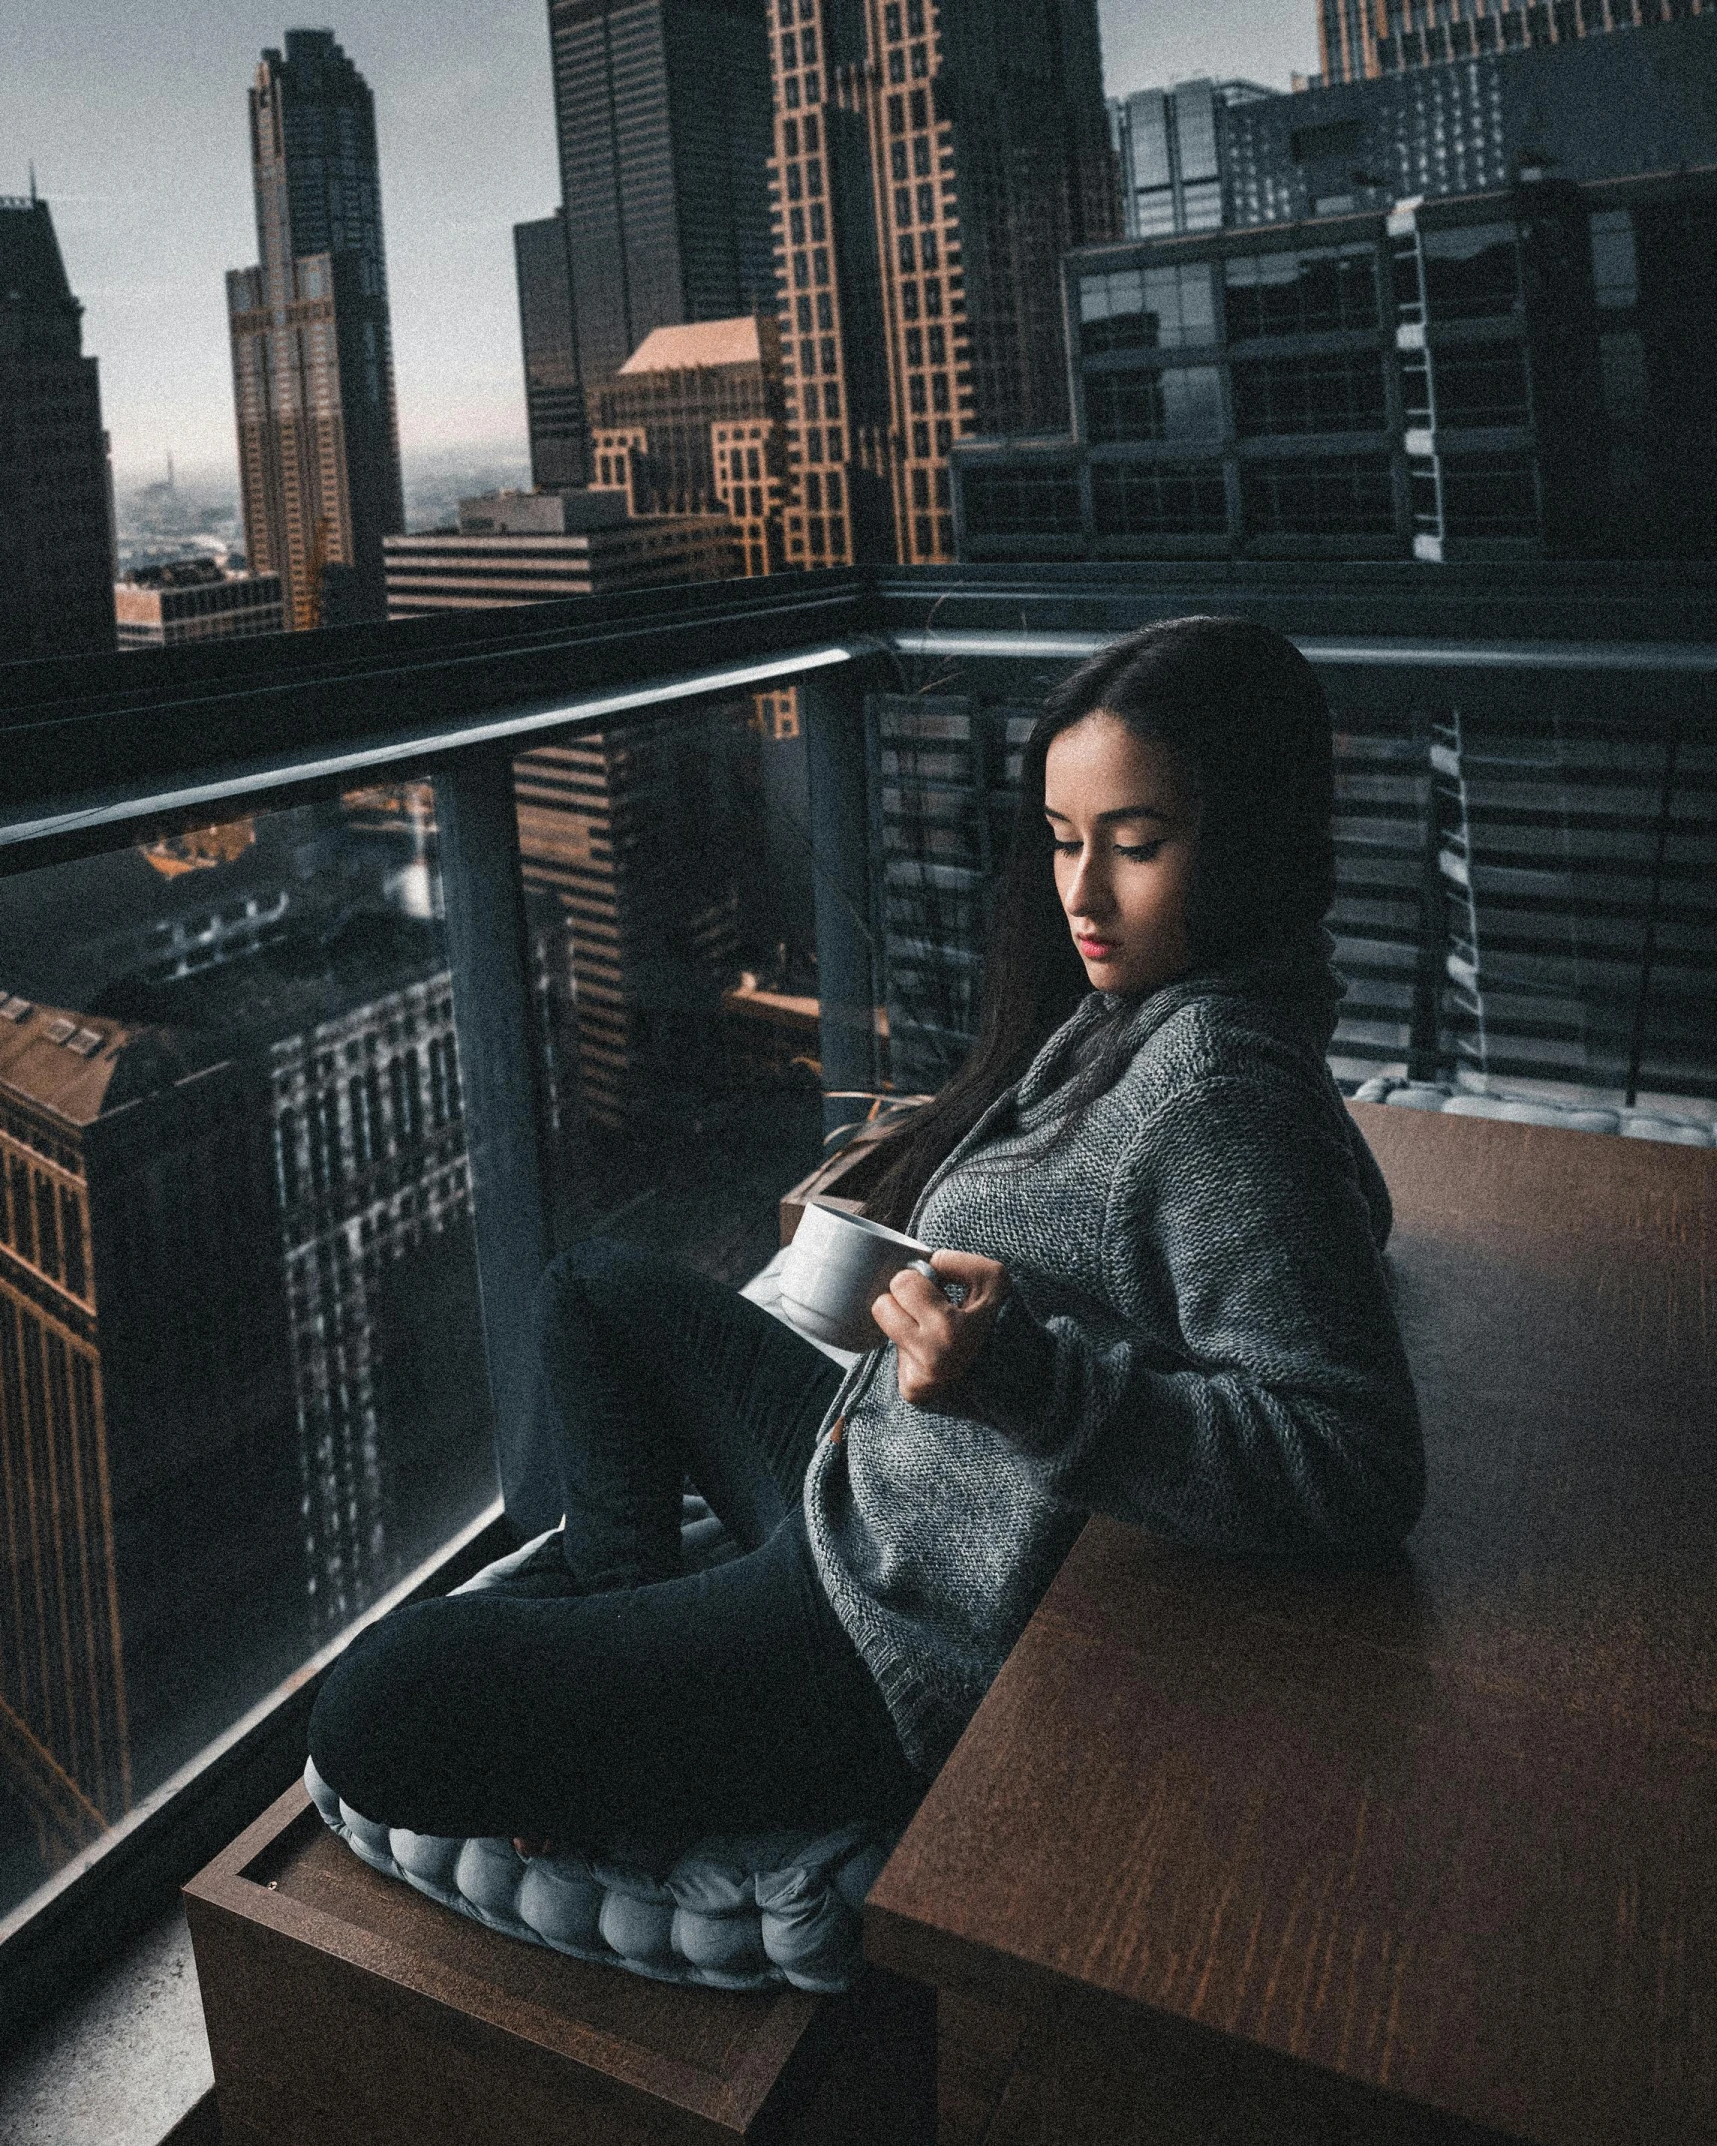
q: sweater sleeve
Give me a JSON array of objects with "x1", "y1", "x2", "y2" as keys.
[{"x1": 945, "y1": 1072, "x2": 1425, "y2": 1556}]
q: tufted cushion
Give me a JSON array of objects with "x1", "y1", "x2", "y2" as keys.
[{"x1": 306, "y1": 1497, "x2": 896, "y2": 1993}]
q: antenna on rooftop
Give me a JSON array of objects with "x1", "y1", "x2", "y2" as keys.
[{"x1": 28, "y1": 162, "x2": 37, "y2": 204}]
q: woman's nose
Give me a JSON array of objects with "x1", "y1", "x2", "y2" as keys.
[{"x1": 1063, "y1": 847, "x2": 1111, "y2": 918}]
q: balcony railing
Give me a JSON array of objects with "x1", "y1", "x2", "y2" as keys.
[{"x1": 1, "y1": 557, "x2": 1712, "y2": 2042}]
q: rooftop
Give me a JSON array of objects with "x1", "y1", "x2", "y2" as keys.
[{"x1": 618, "y1": 317, "x2": 765, "y2": 375}]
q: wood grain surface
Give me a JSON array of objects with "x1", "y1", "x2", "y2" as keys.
[{"x1": 866, "y1": 1107, "x2": 1717, "y2": 2146}]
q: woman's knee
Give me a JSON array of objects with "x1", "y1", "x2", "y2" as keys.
[
  {"x1": 534, "y1": 1237, "x2": 675, "y2": 1340},
  {"x1": 307, "y1": 1602, "x2": 454, "y2": 1822}
]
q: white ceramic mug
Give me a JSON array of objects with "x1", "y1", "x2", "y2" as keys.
[{"x1": 778, "y1": 1200, "x2": 939, "y2": 1353}]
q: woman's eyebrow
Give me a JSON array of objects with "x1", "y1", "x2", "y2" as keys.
[{"x1": 1043, "y1": 802, "x2": 1174, "y2": 824}]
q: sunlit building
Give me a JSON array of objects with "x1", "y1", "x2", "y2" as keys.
[
  {"x1": 590, "y1": 317, "x2": 787, "y2": 573},
  {"x1": 114, "y1": 562, "x2": 284, "y2": 650},
  {"x1": 0, "y1": 196, "x2": 116, "y2": 659},
  {"x1": 764, "y1": 0, "x2": 1115, "y2": 572},
  {"x1": 383, "y1": 489, "x2": 741, "y2": 615},
  {"x1": 226, "y1": 30, "x2": 405, "y2": 630},
  {"x1": 1109, "y1": 81, "x2": 1280, "y2": 239}
]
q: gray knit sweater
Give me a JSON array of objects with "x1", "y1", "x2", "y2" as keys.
[{"x1": 801, "y1": 949, "x2": 1426, "y2": 1779}]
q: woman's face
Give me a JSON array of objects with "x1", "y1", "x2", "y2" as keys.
[{"x1": 1043, "y1": 712, "x2": 1200, "y2": 999}]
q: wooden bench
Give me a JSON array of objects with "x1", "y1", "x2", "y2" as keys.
[{"x1": 184, "y1": 1782, "x2": 935, "y2": 2146}]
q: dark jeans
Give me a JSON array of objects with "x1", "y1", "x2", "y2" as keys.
[{"x1": 307, "y1": 1240, "x2": 919, "y2": 1846}]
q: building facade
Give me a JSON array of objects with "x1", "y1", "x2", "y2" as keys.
[
  {"x1": 589, "y1": 317, "x2": 787, "y2": 572},
  {"x1": 953, "y1": 167, "x2": 1717, "y2": 566},
  {"x1": 0, "y1": 998, "x2": 290, "y2": 1874},
  {"x1": 1108, "y1": 81, "x2": 1279, "y2": 239},
  {"x1": 1315, "y1": 0, "x2": 1707, "y2": 86},
  {"x1": 765, "y1": 0, "x2": 1117, "y2": 572},
  {"x1": 226, "y1": 30, "x2": 405, "y2": 631},
  {"x1": 114, "y1": 563, "x2": 284, "y2": 650},
  {"x1": 0, "y1": 197, "x2": 116, "y2": 660},
  {"x1": 384, "y1": 489, "x2": 741, "y2": 615},
  {"x1": 514, "y1": 211, "x2": 589, "y2": 491},
  {"x1": 547, "y1": 0, "x2": 777, "y2": 389}
]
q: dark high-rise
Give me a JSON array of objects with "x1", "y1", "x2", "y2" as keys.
[
  {"x1": 0, "y1": 197, "x2": 116, "y2": 659},
  {"x1": 547, "y1": 0, "x2": 777, "y2": 387},
  {"x1": 227, "y1": 30, "x2": 405, "y2": 630},
  {"x1": 766, "y1": 0, "x2": 1118, "y2": 572},
  {"x1": 514, "y1": 211, "x2": 589, "y2": 490}
]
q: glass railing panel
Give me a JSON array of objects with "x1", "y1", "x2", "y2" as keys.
[
  {"x1": 513, "y1": 688, "x2": 827, "y2": 1282},
  {"x1": 0, "y1": 783, "x2": 496, "y2": 1923}
]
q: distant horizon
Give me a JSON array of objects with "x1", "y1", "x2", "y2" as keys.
[{"x1": 12, "y1": 2, "x2": 1317, "y2": 494}]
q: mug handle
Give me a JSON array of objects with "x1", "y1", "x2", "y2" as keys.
[
  {"x1": 905, "y1": 1258, "x2": 939, "y2": 1283},
  {"x1": 905, "y1": 1256, "x2": 966, "y2": 1306}
]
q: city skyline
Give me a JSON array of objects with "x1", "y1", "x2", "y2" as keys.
[{"x1": 5, "y1": 2, "x2": 1317, "y2": 493}]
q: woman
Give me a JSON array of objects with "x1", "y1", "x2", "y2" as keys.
[{"x1": 308, "y1": 616, "x2": 1424, "y2": 1853}]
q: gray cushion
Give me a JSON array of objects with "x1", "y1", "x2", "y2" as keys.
[{"x1": 305, "y1": 1497, "x2": 896, "y2": 1993}]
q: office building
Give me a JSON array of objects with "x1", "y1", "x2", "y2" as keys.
[
  {"x1": 1314, "y1": 0, "x2": 1708, "y2": 86},
  {"x1": 1109, "y1": 81, "x2": 1280, "y2": 239},
  {"x1": 547, "y1": 0, "x2": 776, "y2": 388},
  {"x1": 1246, "y1": 6, "x2": 1717, "y2": 220},
  {"x1": 766, "y1": 0, "x2": 1116, "y2": 572},
  {"x1": 590, "y1": 317, "x2": 787, "y2": 572},
  {"x1": 0, "y1": 196, "x2": 116, "y2": 659},
  {"x1": 114, "y1": 562, "x2": 284, "y2": 650},
  {"x1": 384, "y1": 489, "x2": 741, "y2": 615},
  {"x1": 514, "y1": 211, "x2": 589, "y2": 491},
  {"x1": 514, "y1": 711, "x2": 748, "y2": 1132},
  {"x1": 954, "y1": 163, "x2": 1717, "y2": 567},
  {"x1": 0, "y1": 997, "x2": 291, "y2": 1868},
  {"x1": 226, "y1": 30, "x2": 405, "y2": 631}
]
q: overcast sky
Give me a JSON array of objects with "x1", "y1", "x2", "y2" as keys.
[{"x1": 3, "y1": 4, "x2": 1316, "y2": 492}]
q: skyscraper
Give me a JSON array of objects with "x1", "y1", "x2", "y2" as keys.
[
  {"x1": 0, "y1": 196, "x2": 117, "y2": 659},
  {"x1": 227, "y1": 30, "x2": 405, "y2": 631},
  {"x1": 1315, "y1": 0, "x2": 1709, "y2": 84},
  {"x1": 1109, "y1": 82, "x2": 1280, "y2": 239},
  {"x1": 766, "y1": 0, "x2": 1117, "y2": 572},
  {"x1": 547, "y1": 0, "x2": 777, "y2": 389},
  {"x1": 514, "y1": 211, "x2": 589, "y2": 490}
]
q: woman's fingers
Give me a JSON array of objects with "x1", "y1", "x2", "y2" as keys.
[{"x1": 876, "y1": 1251, "x2": 1010, "y2": 1402}]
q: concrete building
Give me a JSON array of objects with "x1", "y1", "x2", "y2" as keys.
[
  {"x1": 114, "y1": 561, "x2": 284, "y2": 650},
  {"x1": 953, "y1": 164, "x2": 1717, "y2": 566},
  {"x1": 590, "y1": 317, "x2": 787, "y2": 573},
  {"x1": 547, "y1": 0, "x2": 777, "y2": 389},
  {"x1": 765, "y1": 0, "x2": 1116, "y2": 572},
  {"x1": 0, "y1": 196, "x2": 116, "y2": 659},
  {"x1": 514, "y1": 210, "x2": 589, "y2": 492},
  {"x1": 1108, "y1": 81, "x2": 1280, "y2": 239},
  {"x1": 226, "y1": 30, "x2": 405, "y2": 630},
  {"x1": 1314, "y1": 0, "x2": 1708, "y2": 87},
  {"x1": 383, "y1": 489, "x2": 741, "y2": 616}
]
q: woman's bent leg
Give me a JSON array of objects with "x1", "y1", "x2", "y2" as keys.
[
  {"x1": 308, "y1": 1514, "x2": 916, "y2": 1844},
  {"x1": 534, "y1": 1239, "x2": 843, "y2": 1591}
]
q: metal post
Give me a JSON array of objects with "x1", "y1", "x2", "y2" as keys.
[
  {"x1": 801, "y1": 665, "x2": 881, "y2": 1142},
  {"x1": 435, "y1": 746, "x2": 560, "y2": 1537}
]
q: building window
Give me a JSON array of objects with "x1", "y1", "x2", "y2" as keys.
[
  {"x1": 1080, "y1": 263, "x2": 1215, "y2": 353},
  {"x1": 910, "y1": 88, "x2": 928, "y2": 127},
  {"x1": 823, "y1": 380, "x2": 840, "y2": 416},
  {"x1": 1440, "y1": 451, "x2": 1539, "y2": 536},
  {"x1": 931, "y1": 373, "x2": 950, "y2": 412},
  {"x1": 916, "y1": 514, "x2": 933, "y2": 552},
  {"x1": 889, "y1": 47, "x2": 907, "y2": 82},
  {"x1": 935, "y1": 419, "x2": 951, "y2": 453},
  {"x1": 891, "y1": 139, "x2": 909, "y2": 181},
  {"x1": 1232, "y1": 352, "x2": 1388, "y2": 436},
  {"x1": 1431, "y1": 343, "x2": 1530, "y2": 429},
  {"x1": 909, "y1": 373, "x2": 927, "y2": 412},
  {"x1": 912, "y1": 420, "x2": 931, "y2": 457},
  {"x1": 1085, "y1": 365, "x2": 1224, "y2": 444},
  {"x1": 906, "y1": 326, "x2": 923, "y2": 365},
  {"x1": 816, "y1": 290, "x2": 833, "y2": 328},
  {"x1": 925, "y1": 277, "x2": 942, "y2": 314},
  {"x1": 1590, "y1": 209, "x2": 1638, "y2": 310},
  {"x1": 821, "y1": 335, "x2": 837, "y2": 373},
  {"x1": 1421, "y1": 223, "x2": 1519, "y2": 320},
  {"x1": 911, "y1": 467, "x2": 930, "y2": 508},
  {"x1": 1240, "y1": 455, "x2": 1395, "y2": 535},
  {"x1": 899, "y1": 233, "x2": 916, "y2": 271},
  {"x1": 1223, "y1": 245, "x2": 1379, "y2": 339},
  {"x1": 1090, "y1": 461, "x2": 1229, "y2": 536}
]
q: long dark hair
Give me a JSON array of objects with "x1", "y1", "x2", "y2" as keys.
[{"x1": 865, "y1": 615, "x2": 1336, "y2": 1229}]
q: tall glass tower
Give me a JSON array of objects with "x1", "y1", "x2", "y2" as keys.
[
  {"x1": 546, "y1": 0, "x2": 777, "y2": 387},
  {"x1": 226, "y1": 30, "x2": 405, "y2": 630}
]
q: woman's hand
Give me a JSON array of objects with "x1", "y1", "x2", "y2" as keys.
[{"x1": 873, "y1": 1249, "x2": 1010, "y2": 1405}]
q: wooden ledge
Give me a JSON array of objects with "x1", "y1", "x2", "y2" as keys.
[{"x1": 866, "y1": 1106, "x2": 1717, "y2": 2146}]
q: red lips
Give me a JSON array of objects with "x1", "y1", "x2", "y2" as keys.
[{"x1": 1076, "y1": 937, "x2": 1119, "y2": 960}]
